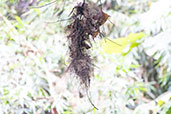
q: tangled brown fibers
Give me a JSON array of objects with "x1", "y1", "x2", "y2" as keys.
[{"x1": 66, "y1": 1, "x2": 109, "y2": 90}]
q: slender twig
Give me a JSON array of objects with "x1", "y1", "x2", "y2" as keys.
[
  {"x1": 86, "y1": 88, "x2": 99, "y2": 110},
  {"x1": 30, "y1": 0, "x2": 57, "y2": 8},
  {"x1": 45, "y1": 18, "x2": 72, "y2": 23},
  {"x1": 106, "y1": 38, "x2": 122, "y2": 46},
  {"x1": 100, "y1": 32, "x2": 121, "y2": 46}
]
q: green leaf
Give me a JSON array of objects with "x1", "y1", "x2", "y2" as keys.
[
  {"x1": 4, "y1": 100, "x2": 8, "y2": 105},
  {"x1": 166, "y1": 107, "x2": 171, "y2": 114},
  {"x1": 33, "y1": 9, "x2": 41, "y2": 17},
  {"x1": 130, "y1": 64, "x2": 140, "y2": 68},
  {"x1": 95, "y1": 75, "x2": 102, "y2": 80},
  {"x1": 39, "y1": 88, "x2": 45, "y2": 97},
  {"x1": 10, "y1": 0, "x2": 13, "y2": 3},
  {"x1": 4, "y1": 88, "x2": 9, "y2": 95},
  {"x1": 64, "y1": 111, "x2": 72, "y2": 114},
  {"x1": 101, "y1": 32, "x2": 145, "y2": 54},
  {"x1": 93, "y1": 107, "x2": 97, "y2": 113},
  {"x1": 158, "y1": 100, "x2": 165, "y2": 107},
  {"x1": 15, "y1": 16, "x2": 23, "y2": 26}
]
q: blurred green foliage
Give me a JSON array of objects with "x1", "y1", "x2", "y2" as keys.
[{"x1": 0, "y1": 0, "x2": 171, "y2": 114}]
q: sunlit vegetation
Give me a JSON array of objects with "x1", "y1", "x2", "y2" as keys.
[{"x1": 0, "y1": 0, "x2": 171, "y2": 114}]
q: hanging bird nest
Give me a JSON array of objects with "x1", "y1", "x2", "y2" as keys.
[{"x1": 66, "y1": 0, "x2": 109, "y2": 88}]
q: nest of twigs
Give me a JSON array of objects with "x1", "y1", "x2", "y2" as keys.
[{"x1": 67, "y1": 0, "x2": 109, "y2": 88}]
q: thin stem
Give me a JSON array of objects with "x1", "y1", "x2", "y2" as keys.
[
  {"x1": 30, "y1": 0, "x2": 57, "y2": 8},
  {"x1": 86, "y1": 88, "x2": 99, "y2": 110}
]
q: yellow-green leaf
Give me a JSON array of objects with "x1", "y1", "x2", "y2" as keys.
[
  {"x1": 15, "y1": 16, "x2": 23, "y2": 26},
  {"x1": 33, "y1": 9, "x2": 40, "y2": 17},
  {"x1": 158, "y1": 100, "x2": 165, "y2": 107},
  {"x1": 101, "y1": 32, "x2": 145, "y2": 54}
]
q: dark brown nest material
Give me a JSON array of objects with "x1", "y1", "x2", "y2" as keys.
[{"x1": 67, "y1": 1, "x2": 109, "y2": 88}]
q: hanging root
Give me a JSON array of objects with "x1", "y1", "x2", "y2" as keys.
[
  {"x1": 67, "y1": 0, "x2": 109, "y2": 88},
  {"x1": 66, "y1": 0, "x2": 109, "y2": 109},
  {"x1": 66, "y1": 1, "x2": 109, "y2": 108},
  {"x1": 86, "y1": 88, "x2": 99, "y2": 110},
  {"x1": 67, "y1": 17, "x2": 93, "y2": 88}
]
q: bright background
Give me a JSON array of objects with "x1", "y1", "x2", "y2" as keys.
[{"x1": 0, "y1": 0, "x2": 171, "y2": 114}]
